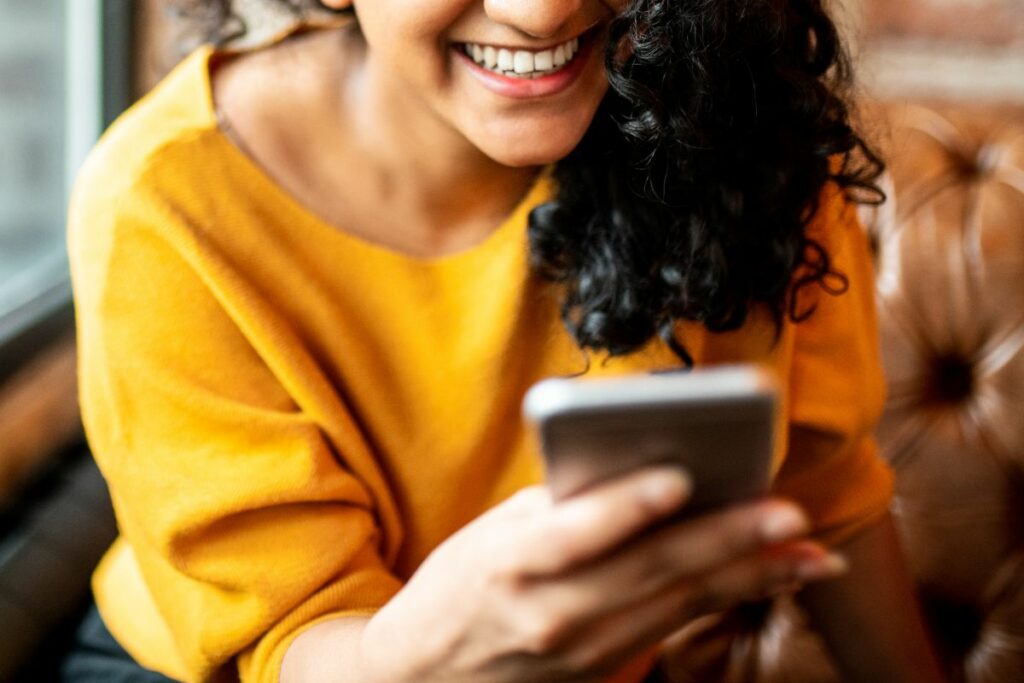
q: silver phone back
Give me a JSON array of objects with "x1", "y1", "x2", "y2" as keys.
[{"x1": 523, "y1": 365, "x2": 778, "y2": 512}]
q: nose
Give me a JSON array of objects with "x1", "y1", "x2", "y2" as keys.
[{"x1": 484, "y1": 0, "x2": 585, "y2": 39}]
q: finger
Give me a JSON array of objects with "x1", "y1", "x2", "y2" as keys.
[
  {"x1": 675, "y1": 541, "x2": 848, "y2": 616},
  {"x1": 516, "y1": 466, "x2": 692, "y2": 576},
  {"x1": 548, "y1": 544, "x2": 847, "y2": 678},
  {"x1": 639, "y1": 498, "x2": 812, "y2": 581},
  {"x1": 536, "y1": 571, "x2": 719, "y2": 679},
  {"x1": 546, "y1": 498, "x2": 811, "y2": 606},
  {"x1": 523, "y1": 535, "x2": 834, "y2": 629}
]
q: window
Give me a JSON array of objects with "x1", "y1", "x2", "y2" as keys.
[{"x1": 0, "y1": 0, "x2": 131, "y2": 370}]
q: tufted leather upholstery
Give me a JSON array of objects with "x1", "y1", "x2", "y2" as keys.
[
  {"x1": 870, "y1": 102, "x2": 1024, "y2": 682},
  {"x1": 659, "y1": 102, "x2": 1024, "y2": 682}
]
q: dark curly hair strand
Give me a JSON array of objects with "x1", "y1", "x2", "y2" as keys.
[{"x1": 528, "y1": 0, "x2": 884, "y2": 366}]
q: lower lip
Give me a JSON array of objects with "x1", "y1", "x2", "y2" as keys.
[{"x1": 453, "y1": 35, "x2": 597, "y2": 100}]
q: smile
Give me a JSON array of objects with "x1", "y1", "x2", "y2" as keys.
[{"x1": 460, "y1": 36, "x2": 582, "y2": 79}]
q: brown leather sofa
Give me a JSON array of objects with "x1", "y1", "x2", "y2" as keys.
[
  {"x1": 873, "y1": 102, "x2": 1024, "y2": 683},
  {"x1": 661, "y1": 102, "x2": 1024, "y2": 682}
]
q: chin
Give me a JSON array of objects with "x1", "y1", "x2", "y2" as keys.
[
  {"x1": 471, "y1": 121, "x2": 593, "y2": 167},
  {"x1": 483, "y1": 141, "x2": 579, "y2": 167}
]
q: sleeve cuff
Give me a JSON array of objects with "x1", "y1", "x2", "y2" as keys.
[
  {"x1": 237, "y1": 545, "x2": 404, "y2": 683},
  {"x1": 773, "y1": 432, "x2": 894, "y2": 548}
]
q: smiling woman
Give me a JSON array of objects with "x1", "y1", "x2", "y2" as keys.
[{"x1": 65, "y1": 2, "x2": 944, "y2": 683}]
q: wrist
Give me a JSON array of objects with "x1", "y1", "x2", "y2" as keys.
[
  {"x1": 360, "y1": 607, "x2": 433, "y2": 683},
  {"x1": 281, "y1": 616, "x2": 391, "y2": 683}
]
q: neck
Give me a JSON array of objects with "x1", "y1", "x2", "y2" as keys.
[{"x1": 336, "y1": 29, "x2": 541, "y2": 243}]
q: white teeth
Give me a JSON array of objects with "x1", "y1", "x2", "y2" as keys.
[
  {"x1": 497, "y1": 48, "x2": 513, "y2": 71},
  {"x1": 534, "y1": 49, "x2": 553, "y2": 71},
  {"x1": 513, "y1": 50, "x2": 534, "y2": 74},
  {"x1": 553, "y1": 44, "x2": 566, "y2": 67},
  {"x1": 461, "y1": 35, "x2": 583, "y2": 78}
]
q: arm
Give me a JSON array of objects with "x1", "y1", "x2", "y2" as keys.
[
  {"x1": 71, "y1": 184, "x2": 404, "y2": 683},
  {"x1": 280, "y1": 617, "x2": 373, "y2": 683},
  {"x1": 280, "y1": 471, "x2": 847, "y2": 683},
  {"x1": 798, "y1": 513, "x2": 945, "y2": 683}
]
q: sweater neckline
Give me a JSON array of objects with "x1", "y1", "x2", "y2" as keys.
[{"x1": 187, "y1": 45, "x2": 553, "y2": 271}]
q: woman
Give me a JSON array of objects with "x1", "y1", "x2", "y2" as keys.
[{"x1": 65, "y1": 0, "x2": 945, "y2": 681}]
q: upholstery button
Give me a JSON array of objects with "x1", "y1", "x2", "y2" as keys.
[
  {"x1": 921, "y1": 593, "x2": 982, "y2": 659},
  {"x1": 975, "y1": 143, "x2": 1001, "y2": 176},
  {"x1": 949, "y1": 143, "x2": 1000, "y2": 180},
  {"x1": 929, "y1": 354, "x2": 975, "y2": 404}
]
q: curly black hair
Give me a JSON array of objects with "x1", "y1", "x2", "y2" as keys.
[
  {"x1": 530, "y1": 0, "x2": 884, "y2": 367},
  {"x1": 173, "y1": 0, "x2": 884, "y2": 368}
]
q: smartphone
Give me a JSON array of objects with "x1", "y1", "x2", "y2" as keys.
[{"x1": 522, "y1": 365, "x2": 778, "y2": 514}]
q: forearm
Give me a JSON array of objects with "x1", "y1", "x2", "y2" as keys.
[
  {"x1": 281, "y1": 617, "x2": 381, "y2": 683},
  {"x1": 797, "y1": 514, "x2": 945, "y2": 683}
]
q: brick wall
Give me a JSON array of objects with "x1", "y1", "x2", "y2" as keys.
[
  {"x1": 850, "y1": 0, "x2": 1024, "y2": 103},
  {"x1": 863, "y1": 0, "x2": 1024, "y2": 45}
]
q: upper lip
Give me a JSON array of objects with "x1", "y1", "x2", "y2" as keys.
[{"x1": 454, "y1": 22, "x2": 600, "y2": 52}]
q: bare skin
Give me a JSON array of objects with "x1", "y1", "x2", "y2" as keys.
[
  {"x1": 213, "y1": 27, "x2": 539, "y2": 260},
  {"x1": 281, "y1": 468, "x2": 843, "y2": 683},
  {"x1": 796, "y1": 516, "x2": 946, "y2": 683}
]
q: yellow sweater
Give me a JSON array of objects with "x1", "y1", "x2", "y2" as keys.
[{"x1": 69, "y1": 46, "x2": 892, "y2": 683}]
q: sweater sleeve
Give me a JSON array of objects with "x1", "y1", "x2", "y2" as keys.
[
  {"x1": 71, "y1": 179, "x2": 403, "y2": 682},
  {"x1": 771, "y1": 185, "x2": 895, "y2": 547}
]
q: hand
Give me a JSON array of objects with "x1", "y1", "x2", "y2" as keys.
[{"x1": 360, "y1": 467, "x2": 845, "y2": 683}]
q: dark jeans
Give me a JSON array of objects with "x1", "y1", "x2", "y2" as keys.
[{"x1": 58, "y1": 603, "x2": 176, "y2": 683}]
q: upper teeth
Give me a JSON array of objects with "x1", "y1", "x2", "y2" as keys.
[{"x1": 463, "y1": 37, "x2": 581, "y2": 78}]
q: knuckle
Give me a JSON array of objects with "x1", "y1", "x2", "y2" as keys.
[
  {"x1": 566, "y1": 647, "x2": 619, "y2": 679},
  {"x1": 517, "y1": 485, "x2": 551, "y2": 508},
  {"x1": 490, "y1": 563, "x2": 523, "y2": 594},
  {"x1": 485, "y1": 543, "x2": 530, "y2": 589},
  {"x1": 759, "y1": 560, "x2": 799, "y2": 594},
  {"x1": 628, "y1": 487, "x2": 664, "y2": 523},
  {"x1": 543, "y1": 522, "x2": 585, "y2": 570},
  {"x1": 505, "y1": 486, "x2": 550, "y2": 516},
  {"x1": 636, "y1": 545, "x2": 674, "y2": 591},
  {"x1": 721, "y1": 514, "x2": 762, "y2": 557},
  {"x1": 521, "y1": 613, "x2": 571, "y2": 655},
  {"x1": 544, "y1": 528, "x2": 577, "y2": 573},
  {"x1": 679, "y1": 579, "x2": 720, "y2": 619},
  {"x1": 489, "y1": 555, "x2": 530, "y2": 593}
]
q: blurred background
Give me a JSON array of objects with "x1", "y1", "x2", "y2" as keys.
[{"x1": 0, "y1": 0, "x2": 1021, "y2": 680}]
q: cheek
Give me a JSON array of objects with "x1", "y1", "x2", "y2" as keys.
[
  {"x1": 355, "y1": 1, "x2": 472, "y2": 96},
  {"x1": 355, "y1": 0, "x2": 465, "y2": 53}
]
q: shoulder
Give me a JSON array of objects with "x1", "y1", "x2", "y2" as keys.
[
  {"x1": 785, "y1": 181, "x2": 885, "y2": 436},
  {"x1": 804, "y1": 181, "x2": 871, "y2": 259},
  {"x1": 69, "y1": 47, "x2": 227, "y2": 235},
  {"x1": 67, "y1": 48, "x2": 229, "y2": 313}
]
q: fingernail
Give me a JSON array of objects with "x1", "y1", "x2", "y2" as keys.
[
  {"x1": 797, "y1": 553, "x2": 848, "y2": 581},
  {"x1": 760, "y1": 506, "x2": 809, "y2": 542},
  {"x1": 641, "y1": 469, "x2": 691, "y2": 510}
]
